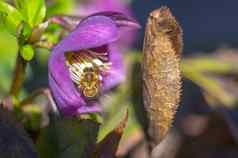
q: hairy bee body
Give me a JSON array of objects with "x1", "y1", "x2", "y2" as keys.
[{"x1": 65, "y1": 51, "x2": 110, "y2": 98}]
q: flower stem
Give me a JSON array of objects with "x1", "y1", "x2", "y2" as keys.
[{"x1": 10, "y1": 53, "x2": 27, "y2": 97}]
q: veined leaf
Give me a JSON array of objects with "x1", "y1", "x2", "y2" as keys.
[
  {"x1": 0, "y1": 1, "x2": 23, "y2": 35},
  {"x1": 37, "y1": 118, "x2": 99, "y2": 158},
  {"x1": 15, "y1": 0, "x2": 46, "y2": 27}
]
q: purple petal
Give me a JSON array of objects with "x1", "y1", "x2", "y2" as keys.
[
  {"x1": 83, "y1": 12, "x2": 140, "y2": 51},
  {"x1": 49, "y1": 15, "x2": 121, "y2": 116},
  {"x1": 90, "y1": 12, "x2": 140, "y2": 50},
  {"x1": 54, "y1": 15, "x2": 119, "y2": 53},
  {"x1": 48, "y1": 15, "x2": 121, "y2": 116},
  {"x1": 102, "y1": 45, "x2": 125, "y2": 91},
  {"x1": 76, "y1": 101, "x2": 101, "y2": 115},
  {"x1": 49, "y1": 73, "x2": 80, "y2": 115},
  {"x1": 91, "y1": 12, "x2": 141, "y2": 29},
  {"x1": 48, "y1": 12, "x2": 139, "y2": 116},
  {"x1": 77, "y1": 1, "x2": 140, "y2": 50}
]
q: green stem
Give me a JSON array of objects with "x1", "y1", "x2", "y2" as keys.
[{"x1": 10, "y1": 53, "x2": 27, "y2": 97}]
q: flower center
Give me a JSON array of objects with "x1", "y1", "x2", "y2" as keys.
[{"x1": 65, "y1": 50, "x2": 111, "y2": 98}]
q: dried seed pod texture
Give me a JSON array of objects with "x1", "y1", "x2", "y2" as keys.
[{"x1": 142, "y1": 6, "x2": 183, "y2": 147}]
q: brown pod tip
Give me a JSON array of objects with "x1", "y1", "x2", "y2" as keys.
[{"x1": 142, "y1": 6, "x2": 183, "y2": 148}]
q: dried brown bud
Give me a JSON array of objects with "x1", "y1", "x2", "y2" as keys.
[{"x1": 142, "y1": 6, "x2": 183, "y2": 147}]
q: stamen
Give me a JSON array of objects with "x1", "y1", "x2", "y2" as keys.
[
  {"x1": 87, "y1": 50, "x2": 109, "y2": 62},
  {"x1": 65, "y1": 51, "x2": 111, "y2": 98}
]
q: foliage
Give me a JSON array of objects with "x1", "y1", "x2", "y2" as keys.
[{"x1": 0, "y1": 0, "x2": 238, "y2": 158}]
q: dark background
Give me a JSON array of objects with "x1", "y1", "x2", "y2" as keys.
[{"x1": 132, "y1": 0, "x2": 238, "y2": 54}]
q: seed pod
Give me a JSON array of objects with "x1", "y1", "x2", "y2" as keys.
[{"x1": 142, "y1": 6, "x2": 183, "y2": 147}]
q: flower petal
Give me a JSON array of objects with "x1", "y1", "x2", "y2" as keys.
[
  {"x1": 54, "y1": 15, "x2": 119, "y2": 53},
  {"x1": 77, "y1": 2, "x2": 140, "y2": 50},
  {"x1": 91, "y1": 12, "x2": 141, "y2": 29},
  {"x1": 49, "y1": 73, "x2": 78, "y2": 115},
  {"x1": 76, "y1": 101, "x2": 101, "y2": 115},
  {"x1": 102, "y1": 45, "x2": 125, "y2": 91},
  {"x1": 88, "y1": 12, "x2": 140, "y2": 51},
  {"x1": 48, "y1": 12, "x2": 139, "y2": 116}
]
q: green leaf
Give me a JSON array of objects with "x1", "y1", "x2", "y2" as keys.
[
  {"x1": 37, "y1": 118, "x2": 100, "y2": 158},
  {"x1": 182, "y1": 63, "x2": 236, "y2": 106},
  {"x1": 15, "y1": 0, "x2": 46, "y2": 27},
  {"x1": 20, "y1": 44, "x2": 34, "y2": 61},
  {"x1": 0, "y1": 1, "x2": 24, "y2": 35},
  {"x1": 17, "y1": 21, "x2": 32, "y2": 45},
  {"x1": 0, "y1": 31, "x2": 18, "y2": 94},
  {"x1": 46, "y1": 0, "x2": 75, "y2": 17},
  {"x1": 182, "y1": 57, "x2": 238, "y2": 74}
]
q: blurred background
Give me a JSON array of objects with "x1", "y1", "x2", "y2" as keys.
[
  {"x1": 1, "y1": 0, "x2": 238, "y2": 158},
  {"x1": 133, "y1": 0, "x2": 238, "y2": 53}
]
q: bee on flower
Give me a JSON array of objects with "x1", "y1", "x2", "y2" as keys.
[{"x1": 48, "y1": 12, "x2": 140, "y2": 116}]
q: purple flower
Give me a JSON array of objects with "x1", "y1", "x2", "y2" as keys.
[{"x1": 48, "y1": 12, "x2": 139, "y2": 116}]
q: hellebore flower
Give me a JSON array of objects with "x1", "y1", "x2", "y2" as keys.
[{"x1": 49, "y1": 12, "x2": 139, "y2": 116}]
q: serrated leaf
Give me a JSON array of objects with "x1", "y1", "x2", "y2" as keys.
[
  {"x1": 37, "y1": 118, "x2": 100, "y2": 158},
  {"x1": 20, "y1": 44, "x2": 34, "y2": 61},
  {"x1": 15, "y1": 0, "x2": 46, "y2": 27},
  {"x1": 0, "y1": 1, "x2": 24, "y2": 35}
]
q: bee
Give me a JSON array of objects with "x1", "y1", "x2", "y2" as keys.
[{"x1": 65, "y1": 51, "x2": 111, "y2": 99}]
